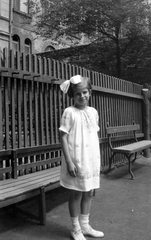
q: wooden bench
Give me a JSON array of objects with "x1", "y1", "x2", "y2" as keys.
[
  {"x1": 106, "y1": 124, "x2": 151, "y2": 179},
  {"x1": 0, "y1": 144, "x2": 61, "y2": 225}
]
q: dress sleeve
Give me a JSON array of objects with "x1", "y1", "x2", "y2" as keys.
[{"x1": 59, "y1": 108, "x2": 73, "y2": 134}]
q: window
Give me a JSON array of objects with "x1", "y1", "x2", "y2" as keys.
[
  {"x1": 45, "y1": 46, "x2": 55, "y2": 52},
  {"x1": 24, "y1": 38, "x2": 31, "y2": 54},
  {"x1": 12, "y1": 35, "x2": 20, "y2": 52},
  {"x1": 20, "y1": 0, "x2": 28, "y2": 13},
  {"x1": 0, "y1": 0, "x2": 10, "y2": 18},
  {"x1": 14, "y1": 0, "x2": 29, "y2": 14},
  {"x1": 0, "y1": 38, "x2": 9, "y2": 50},
  {"x1": 0, "y1": 19, "x2": 9, "y2": 33}
]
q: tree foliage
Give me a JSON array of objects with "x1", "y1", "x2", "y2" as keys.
[{"x1": 29, "y1": 0, "x2": 151, "y2": 77}]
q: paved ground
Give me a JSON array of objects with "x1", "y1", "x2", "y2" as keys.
[{"x1": 0, "y1": 155, "x2": 151, "y2": 240}]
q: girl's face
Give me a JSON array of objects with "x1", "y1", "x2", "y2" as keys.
[{"x1": 73, "y1": 87, "x2": 91, "y2": 109}]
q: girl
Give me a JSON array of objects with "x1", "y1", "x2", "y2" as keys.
[{"x1": 59, "y1": 75, "x2": 104, "y2": 240}]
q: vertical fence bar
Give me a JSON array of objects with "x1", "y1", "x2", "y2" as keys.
[
  {"x1": 44, "y1": 83, "x2": 49, "y2": 144},
  {"x1": 10, "y1": 78, "x2": 16, "y2": 149},
  {"x1": 142, "y1": 89, "x2": 150, "y2": 157},
  {"x1": 23, "y1": 79, "x2": 28, "y2": 147},
  {"x1": 4, "y1": 77, "x2": 9, "y2": 150},
  {"x1": 39, "y1": 82, "x2": 44, "y2": 145},
  {"x1": 28, "y1": 80, "x2": 34, "y2": 146},
  {"x1": 17, "y1": 78, "x2": 22, "y2": 148},
  {"x1": 34, "y1": 81, "x2": 39, "y2": 146},
  {"x1": 0, "y1": 75, "x2": 3, "y2": 179},
  {"x1": 49, "y1": 83, "x2": 54, "y2": 144},
  {"x1": 0, "y1": 75, "x2": 3, "y2": 150}
]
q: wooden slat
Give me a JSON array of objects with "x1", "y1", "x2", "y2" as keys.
[
  {"x1": 16, "y1": 144, "x2": 61, "y2": 156},
  {"x1": 4, "y1": 76, "x2": 9, "y2": 149},
  {"x1": 34, "y1": 81, "x2": 39, "y2": 145},
  {"x1": 17, "y1": 78, "x2": 22, "y2": 148},
  {"x1": 0, "y1": 177, "x2": 60, "y2": 200},
  {"x1": 11, "y1": 78, "x2": 16, "y2": 148},
  {"x1": 17, "y1": 157, "x2": 61, "y2": 171},
  {"x1": 0, "y1": 75, "x2": 2, "y2": 150},
  {"x1": 0, "y1": 182, "x2": 61, "y2": 208},
  {"x1": 0, "y1": 167, "x2": 61, "y2": 194},
  {"x1": 28, "y1": 80, "x2": 34, "y2": 146},
  {"x1": 53, "y1": 84, "x2": 58, "y2": 143},
  {"x1": 52, "y1": 59, "x2": 56, "y2": 78},
  {"x1": 0, "y1": 173, "x2": 60, "y2": 196},
  {"x1": 113, "y1": 140, "x2": 151, "y2": 154},
  {"x1": 44, "y1": 83, "x2": 49, "y2": 144},
  {"x1": 0, "y1": 166, "x2": 12, "y2": 174},
  {"x1": 0, "y1": 149, "x2": 12, "y2": 157},
  {"x1": 23, "y1": 79, "x2": 28, "y2": 146},
  {"x1": 48, "y1": 84, "x2": 54, "y2": 143},
  {"x1": 39, "y1": 82, "x2": 44, "y2": 144},
  {"x1": 0, "y1": 175, "x2": 60, "y2": 200},
  {"x1": 0, "y1": 166, "x2": 60, "y2": 186},
  {"x1": 106, "y1": 124, "x2": 140, "y2": 134}
]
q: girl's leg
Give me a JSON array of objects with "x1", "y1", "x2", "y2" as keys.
[
  {"x1": 69, "y1": 190, "x2": 86, "y2": 240},
  {"x1": 69, "y1": 189, "x2": 82, "y2": 217},
  {"x1": 80, "y1": 190, "x2": 93, "y2": 215},
  {"x1": 79, "y1": 190, "x2": 104, "y2": 238}
]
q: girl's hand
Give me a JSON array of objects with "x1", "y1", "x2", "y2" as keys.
[{"x1": 67, "y1": 162, "x2": 77, "y2": 177}]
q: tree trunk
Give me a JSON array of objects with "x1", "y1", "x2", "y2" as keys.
[{"x1": 116, "y1": 40, "x2": 121, "y2": 78}]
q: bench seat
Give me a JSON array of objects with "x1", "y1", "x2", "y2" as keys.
[
  {"x1": 112, "y1": 140, "x2": 151, "y2": 154},
  {"x1": 0, "y1": 166, "x2": 61, "y2": 207},
  {"x1": 0, "y1": 145, "x2": 62, "y2": 225},
  {"x1": 106, "y1": 124, "x2": 151, "y2": 179}
]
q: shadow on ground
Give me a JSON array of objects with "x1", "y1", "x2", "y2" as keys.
[{"x1": 0, "y1": 156, "x2": 151, "y2": 240}]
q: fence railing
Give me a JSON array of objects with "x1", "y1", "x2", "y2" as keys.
[{"x1": 0, "y1": 48, "x2": 147, "y2": 173}]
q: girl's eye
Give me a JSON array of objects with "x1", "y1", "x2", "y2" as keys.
[
  {"x1": 75, "y1": 93, "x2": 81, "y2": 96},
  {"x1": 74, "y1": 90, "x2": 88, "y2": 96}
]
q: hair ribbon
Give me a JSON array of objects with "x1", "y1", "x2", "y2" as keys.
[{"x1": 60, "y1": 75, "x2": 82, "y2": 93}]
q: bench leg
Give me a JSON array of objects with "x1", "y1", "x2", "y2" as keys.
[
  {"x1": 12, "y1": 203, "x2": 19, "y2": 217},
  {"x1": 39, "y1": 186, "x2": 46, "y2": 225},
  {"x1": 127, "y1": 154, "x2": 135, "y2": 180},
  {"x1": 132, "y1": 152, "x2": 137, "y2": 163},
  {"x1": 108, "y1": 153, "x2": 116, "y2": 172}
]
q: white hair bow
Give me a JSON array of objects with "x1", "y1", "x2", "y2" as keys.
[{"x1": 60, "y1": 75, "x2": 82, "y2": 93}]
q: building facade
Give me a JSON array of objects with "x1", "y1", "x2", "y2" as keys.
[
  {"x1": 0, "y1": 0, "x2": 34, "y2": 53},
  {"x1": 0, "y1": 0, "x2": 86, "y2": 54}
]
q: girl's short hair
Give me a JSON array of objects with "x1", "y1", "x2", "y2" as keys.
[{"x1": 67, "y1": 77, "x2": 92, "y2": 98}]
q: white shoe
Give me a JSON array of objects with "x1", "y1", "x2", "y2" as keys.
[
  {"x1": 82, "y1": 225, "x2": 104, "y2": 238},
  {"x1": 71, "y1": 229, "x2": 87, "y2": 240}
]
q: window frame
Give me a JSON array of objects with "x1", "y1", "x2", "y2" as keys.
[
  {"x1": 12, "y1": 34, "x2": 20, "y2": 52},
  {"x1": 24, "y1": 38, "x2": 32, "y2": 54}
]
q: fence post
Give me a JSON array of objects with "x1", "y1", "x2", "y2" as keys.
[{"x1": 142, "y1": 88, "x2": 150, "y2": 158}]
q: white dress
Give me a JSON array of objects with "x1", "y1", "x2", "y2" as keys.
[{"x1": 59, "y1": 106, "x2": 101, "y2": 191}]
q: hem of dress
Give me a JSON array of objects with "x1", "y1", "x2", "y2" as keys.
[{"x1": 60, "y1": 181, "x2": 100, "y2": 192}]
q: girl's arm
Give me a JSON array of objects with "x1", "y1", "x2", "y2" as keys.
[{"x1": 60, "y1": 131, "x2": 77, "y2": 177}]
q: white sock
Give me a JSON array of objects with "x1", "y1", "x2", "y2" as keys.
[
  {"x1": 70, "y1": 216, "x2": 81, "y2": 232},
  {"x1": 79, "y1": 214, "x2": 89, "y2": 230}
]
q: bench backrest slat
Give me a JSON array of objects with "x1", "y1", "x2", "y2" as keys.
[
  {"x1": 106, "y1": 124, "x2": 140, "y2": 135},
  {"x1": 0, "y1": 144, "x2": 62, "y2": 180},
  {"x1": 17, "y1": 157, "x2": 61, "y2": 171},
  {"x1": 16, "y1": 144, "x2": 61, "y2": 157}
]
